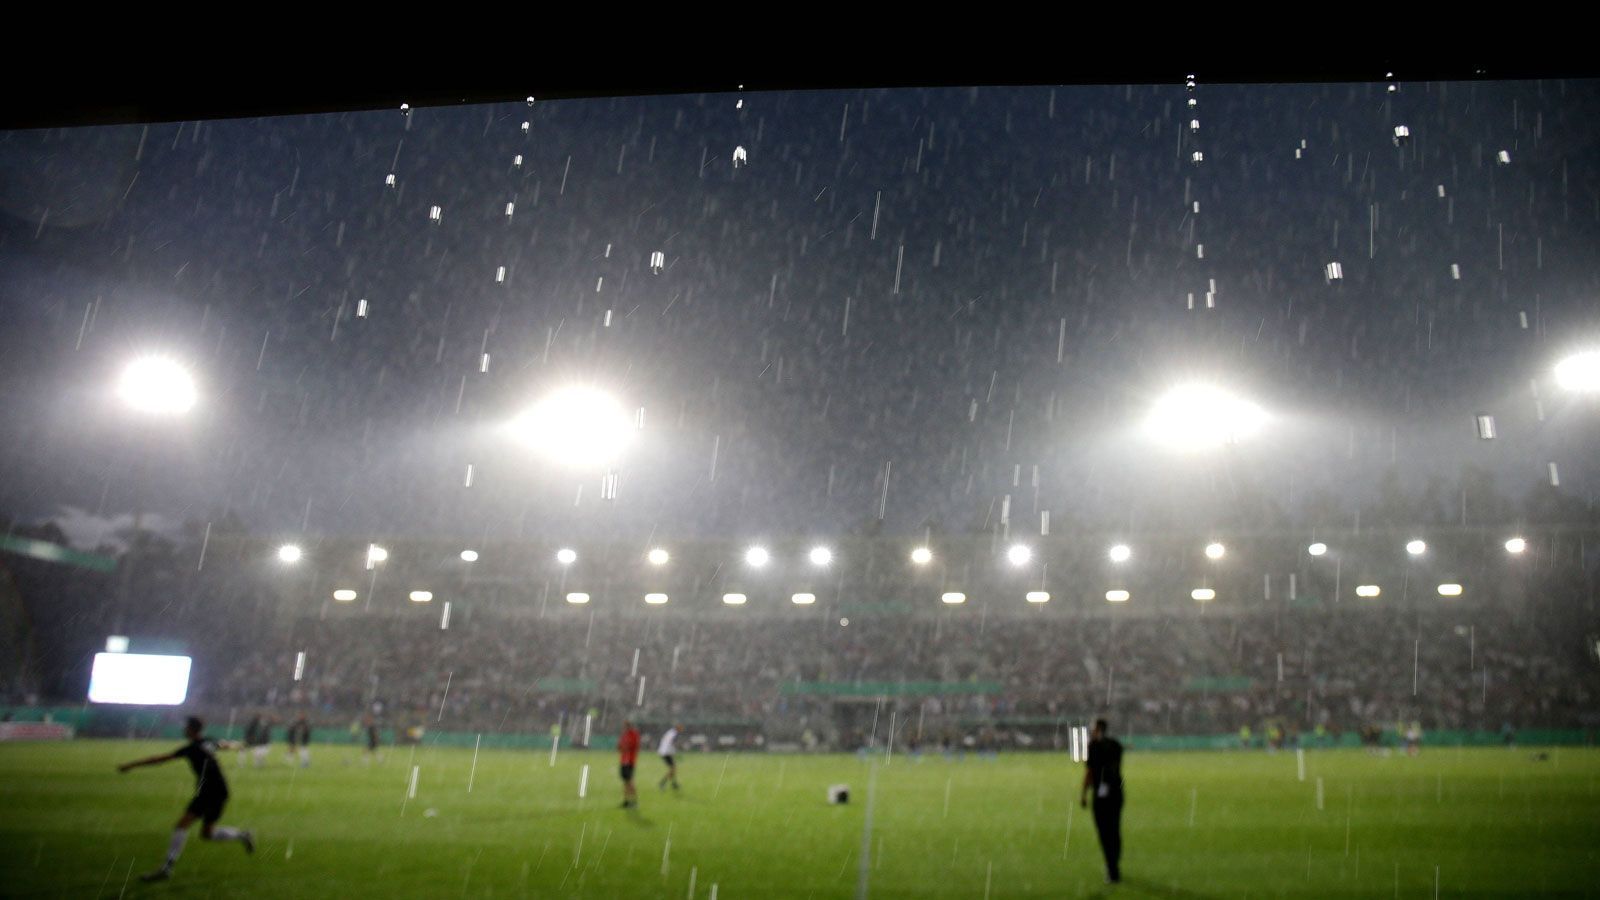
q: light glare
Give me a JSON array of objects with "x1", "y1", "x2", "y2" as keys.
[
  {"x1": 910, "y1": 547, "x2": 933, "y2": 565},
  {"x1": 1437, "y1": 583, "x2": 1463, "y2": 597},
  {"x1": 1504, "y1": 537, "x2": 1526, "y2": 554},
  {"x1": 791, "y1": 592, "x2": 816, "y2": 605},
  {"x1": 1191, "y1": 588, "x2": 1216, "y2": 601},
  {"x1": 1108, "y1": 544, "x2": 1132, "y2": 563},
  {"x1": 565, "y1": 592, "x2": 590, "y2": 605},
  {"x1": 647, "y1": 548, "x2": 670, "y2": 566},
  {"x1": 460, "y1": 550, "x2": 479, "y2": 562},
  {"x1": 1006, "y1": 544, "x2": 1032, "y2": 566},
  {"x1": 1144, "y1": 383, "x2": 1266, "y2": 451},
  {"x1": 1204, "y1": 542, "x2": 1226, "y2": 560},
  {"x1": 277, "y1": 544, "x2": 302, "y2": 563},
  {"x1": 1105, "y1": 590, "x2": 1130, "y2": 603},
  {"x1": 722, "y1": 593, "x2": 747, "y2": 605},
  {"x1": 510, "y1": 386, "x2": 633, "y2": 467},
  {"x1": 808, "y1": 546, "x2": 833, "y2": 566},
  {"x1": 745, "y1": 547, "x2": 770, "y2": 568},
  {"x1": 409, "y1": 590, "x2": 433, "y2": 603},
  {"x1": 1554, "y1": 350, "x2": 1600, "y2": 392},
  {"x1": 1025, "y1": 591, "x2": 1050, "y2": 603},
  {"x1": 941, "y1": 592, "x2": 966, "y2": 605},
  {"x1": 645, "y1": 593, "x2": 669, "y2": 605},
  {"x1": 556, "y1": 548, "x2": 577, "y2": 565},
  {"x1": 1307, "y1": 542, "x2": 1328, "y2": 557},
  {"x1": 117, "y1": 356, "x2": 197, "y2": 415},
  {"x1": 333, "y1": 589, "x2": 357, "y2": 602},
  {"x1": 1406, "y1": 540, "x2": 1426, "y2": 556},
  {"x1": 1356, "y1": 584, "x2": 1381, "y2": 598}
]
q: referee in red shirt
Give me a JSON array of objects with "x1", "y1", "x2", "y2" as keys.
[{"x1": 618, "y1": 720, "x2": 641, "y2": 809}]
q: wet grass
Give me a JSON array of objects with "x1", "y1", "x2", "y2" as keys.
[{"x1": 2, "y1": 740, "x2": 1598, "y2": 897}]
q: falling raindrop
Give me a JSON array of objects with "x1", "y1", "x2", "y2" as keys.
[
  {"x1": 384, "y1": 173, "x2": 395, "y2": 188},
  {"x1": 1325, "y1": 262, "x2": 1343, "y2": 282},
  {"x1": 505, "y1": 202, "x2": 515, "y2": 217},
  {"x1": 1497, "y1": 150, "x2": 1511, "y2": 165},
  {"x1": 1475, "y1": 415, "x2": 1496, "y2": 440},
  {"x1": 356, "y1": 298, "x2": 369, "y2": 318},
  {"x1": 733, "y1": 146, "x2": 748, "y2": 167},
  {"x1": 429, "y1": 205, "x2": 442, "y2": 224},
  {"x1": 650, "y1": 251, "x2": 665, "y2": 273},
  {"x1": 495, "y1": 266, "x2": 506, "y2": 283}
]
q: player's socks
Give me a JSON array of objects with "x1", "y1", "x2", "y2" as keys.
[
  {"x1": 209, "y1": 826, "x2": 246, "y2": 843},
  {"x1": 140, "y1": 867, "x2": 171, "y2": 882},
  {"x1": 165, "y1": 828, "x2": 189, "y2": 866}
]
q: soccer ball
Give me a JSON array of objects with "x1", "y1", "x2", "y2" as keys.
[{"x1": 827, "y1": 784, "x2": 850, "y2": 804}]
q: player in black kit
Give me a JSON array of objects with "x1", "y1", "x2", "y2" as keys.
[
  {"x1": 118, "y1": 716, "x2": 255, "y2": 881},
  {"x1": 1079, "y1": 718, "x2": 1125, "y2": 884}
]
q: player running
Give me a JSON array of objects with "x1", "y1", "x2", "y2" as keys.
[
  {"x1": 657, "y1": 722, "x2": 682, "y2": 791},
  {"x1": 618, "y1": 719, "x2": 641, "y2": 809},
  {"x1": 118, "y1": 716, "x2": 255, "y2": 882}
]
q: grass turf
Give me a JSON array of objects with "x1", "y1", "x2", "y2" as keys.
[{"x1": 1, "y1": 741, "x2": 1598, "y2": 897}]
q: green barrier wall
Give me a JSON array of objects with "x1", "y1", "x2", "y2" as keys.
[{"x1": 3, "y1": 707, "x2": 1592, "y2": 751}]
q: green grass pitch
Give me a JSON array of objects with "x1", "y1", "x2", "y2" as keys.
[{"x1": 2, "y1": 741, "x2": 1598, "y2": 897}]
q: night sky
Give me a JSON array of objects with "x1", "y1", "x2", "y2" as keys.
[{"x1": 2, "y1": 80, "x2": 1598, "y2": 546}]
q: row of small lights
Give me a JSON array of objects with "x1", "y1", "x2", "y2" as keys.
[
  {"x1": 285, "y1": 535, "x2": 1531, "y2": 571},
  {"x1": 326, "y1": 583, "x2": 1464, "y2": 606}
]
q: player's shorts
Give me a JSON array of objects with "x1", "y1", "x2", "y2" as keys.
[
  {"x1": 619, "y1": 764, "x2": 635, "y2": 782},
  {"x1": 185, "y1": 788, "x2": 229, "y2": 824},
  {"x1": 660, "y1": 754, "x2": 675, "y2": 767}
]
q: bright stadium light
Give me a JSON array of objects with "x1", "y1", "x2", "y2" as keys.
[
  {"x1": 409, "y1": 590, "x2": 433, "y2": 603},
  {"x1": 1307, "y1": 542, "x2": 1328, "y2": 557},
  {"x1": 106, "y1": 635, "x2": 130, "y2": 653},
  {"x1": 722, "y1": 593, "x2": 748, "y2": 605},
  {"x1": 1554, "y1": 350, "x2": 1600, "y2": 393},
  {"x1": 333, "y1": 589, "x2": 357, "y2": 602},
  {"x1": 647, "y1": 547, "x2": 670, "y2": 566},
  {"x1": 1006, "y1": 544, "x2": 1032, "y2": 566},
  {"x1": 809, "y1": 546, "x2": 833, "y2": 566},
  {"x1": 1437, "y1": 583, "x2": 1463, "y2": 597},
  {"x1": 1191, "y1": 588, "x2": 1216, "y2": 601},
  {"x1": 941, "y1": 592, "x2": 967, "y2": 605},
  {"x1": 645, "y1": 593, "x2": 669, "y2": 605},
  {"x1": 1504, "y1": 537, "x2": 1527, "y2": 555},
  {"x1": 117, "y1": 355, "x2": 197, "y2": 416},
  {"x1": 556, "y1": 548, "x2": 577, "y2": 565},
  {"x1": 1204, "y1": 542, "x2": 1226, "y2": 560},
  {"x1": 509, "y1": 385, "x2": 633, "y2": 468},
  {"x1": 792, "y1": 592, "x2": 817, "y2": 605},
  {"x1": 1108, "y1": 544, "x2": 1132, "y2": 563},
  {"x1": 745, "y1": 546, "x2": 770, "y2": 568},
  {"x1": 1025, "y1": 591, "x2": 1050, "y2": 604},
  {"x1": 565, "y1": 592, "x2": 590, "y2": 605},
  {"x1": 1105, "y1": 590, "x2": 1130, "y2": 603},
  {"x1": 276, "y1": 544, "x2": 303, "y2": 563},
  {"x1": 460, "y1": 549, "x2": 479, "y2": 562},
  {"x1": 1144, "y1": 383, "x2": 1266, "y2": 451},
  {"x1": 1406, "y1": 539, "x2": 1427, "y2": 556},
  {"x1": 1356, "y1": 584, "x2": 1381, "y2": 598},
  {"x1": 910, "y1": 547, "x2": 933, "y2": 565},
  {"x1": 366, "y1": 544, "x2": 389, "y2": 564}
]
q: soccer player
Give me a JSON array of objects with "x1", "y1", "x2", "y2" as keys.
[
  {"x1": 118, "y1": 716, "x2": 254, "y2": 882},
  {"x1": 1079, "y1": 718, "x2": 1124, "y2": 885},
  {"x1": 286, "y1": 714, "x2": 311, "y2": 767},
  {"x1": 243, "y1": 714, "x2": 271, "y2": 768},
  {"x1": 657, "y1": 722, "x2": 682, "y2": 791},
  {"x1": 618, "y1": 719, "x2": 641, "y2": 808},
  {"x1": 363, "y1": 713, "x2": 383, "y2": 763},
  {"x1": 1405, "y1": 721, "x2": 1422, "y2": 757}
]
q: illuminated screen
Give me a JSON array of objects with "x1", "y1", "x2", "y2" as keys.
[{"x1": 88, "y1": 653, "x2": 192, "y2": 705}]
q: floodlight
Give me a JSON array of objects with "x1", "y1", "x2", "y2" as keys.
[
  {"x1": 117, "y1": 356, "x2": 197, "y2": 415},
  {"x1": 722, "y1": 593, "x2": 747, "y2": 605},
  {"x1": 1144, "y1": 384, "x2": 1266, "y2": 451},
  {"x1": 509, "y1": 386, "x2": 633, "y2": 467},
  {"x1": 333, "y1": 589, "x2": 358, "y2": 602},
  {"x1": 565, "y1": 592, "x2": 590, "y2": 604},
  {"x1": 910, "y1": 547, "x2": 933, "y2": 565},
  {"x1": 791, "y1": 593, "x2": 817, "y2": 605},
  {"x1": 647, "y1": 548, "x2": 670, "y2": 566},
  {"x1": 941, "y1": 592, "x2": 967, "y2": 605},
  {"x1": 1406, "y1": 540, "x2": 1426, "y2": 556},
  {"x1": 808, "y1": 547, "x2": 833, "y2": 566},
  {"x1": 744, "y1": 547, "x2": 770, "y2": 568},
  {"x1": 277, "y1": 544, "x2": 302, "y2": 563},
  {"x1": 1191, "y1": 588, "x2": 1216, "y2": 601},
  {"x1": 409, "y1": 590, "x2": 433, "y2": 603},
  {"x1": 1307, "y1": 542, "x2": 1328, "y2": 557},
  {"x1": 556, "y1": 548, "x2": 577, "y2": 565},
  {"x1": 1437, "y1": 583, "x2": 1463, "y2": 597},
  {"x1": 1105, "y1": 590, "x2": 1130, "y2": 603},
  {"x1": 1025, "y1": 591, "x2": 1050, "y2": 604},
  {"x1": 1554, "y1": 350, "x2": 1600, "y2": 393},
  {"x1": 1006, "y1": 544, "x2": 1032, "y2": 566},
  {"x1": 366, "y1": 545, "x2": 388, "y2": 564},
  {"x1": 1504, "y1": 537, "x2": 1526, "y2": 554},
  {"x1": 1108, "y1": 544, "x2": 1132, "y2": 563},
  {"x1": 460, "y1": 550, "x2": 479, "y2": 562},
  {"x1": 645, "y1": 593, "x2": 669, "y2": 605},
  {"x1": 1356, "y1": 585, "x2": 1381, "y2": 598},
  {"x1": 1204, "y1": 542, "x2": 1226, "y2": 560}
]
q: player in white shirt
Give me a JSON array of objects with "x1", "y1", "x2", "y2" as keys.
[{"x1": 657, "y1": 724, "x2": 682, "y2": 791}]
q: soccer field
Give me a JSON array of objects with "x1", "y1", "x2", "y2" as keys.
[{"x1": 2, "y1": 741, "x2": 1598, "y2": 898}]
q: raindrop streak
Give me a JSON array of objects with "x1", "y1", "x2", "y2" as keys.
[
  {"x1": 578, "y1": 764, "x2": 589, "y2": 798},
  {"x1": 467, "y1": 733, "x2": 481, "y2": 792},
  {"x1": 292, "y1": 651, "x2": 305, "y2": 682}
]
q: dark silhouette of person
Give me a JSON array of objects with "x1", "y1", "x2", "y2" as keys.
[{"x1": 1079, "y1": 718, "x2": 1124, "y2": 883}]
